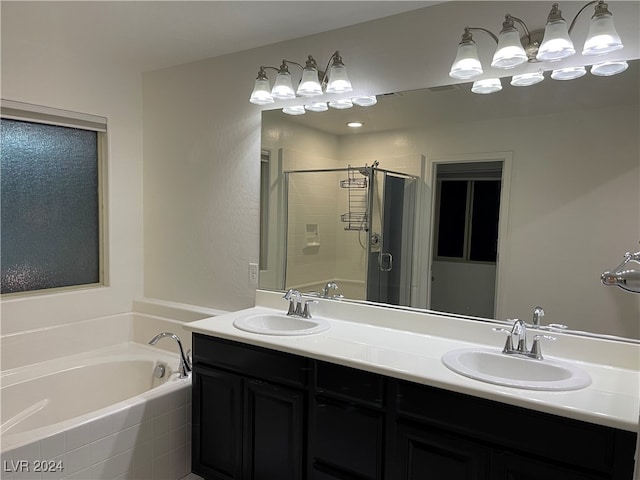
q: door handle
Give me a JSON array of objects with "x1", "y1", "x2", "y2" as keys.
[{"x1": 379, "y1": 252, "x2": 393, "y2": 271}]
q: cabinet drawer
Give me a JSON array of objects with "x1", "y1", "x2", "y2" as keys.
[
  {"x1": 313, "y1": 397, "x2": 384, "y2": 479},
  {"x1": 395, "y1": 380, "x2": 622, "y2": 474},
  {"x1": 193, "y1": 334, "x2": 310, "y2": 387},
  {"x1": 316, "y1": 361, "x2": 384, "y2": 407}
]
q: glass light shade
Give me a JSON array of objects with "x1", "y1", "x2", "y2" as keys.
[
  {"x1": 510, "y1": 71, "x2": 544, "y2": 87},
  {"x1": 471, "y1": 78, "x2": 502, "y2": 94},
  {"x1": 351, "y1": 95, "x2": 378, "y2": 107},
  {"x1": 282, "y1": 105, "x2": 306, "y2": 116},
  {"x1": 591, "y1": 60, "x2": 628, "y2": 76},
  {"x1": 296, "y1": 67, "x2": 323, "y2": 97},
  {"x1": 304, "y1": 101, "x2": 328, "y2": 112},
  {"x1": 536, "y1": 19, "x2": 576, "y2": 61},
  {"x1": 249, "y1": 78, "x2": 274, "y2": 105},
  {"x1": 449, "y1": 42, "x2": 483, "y2": 79},
  {"x1": 551, "y1": 66, "x2": 586, "y2": 80},
  {"x1": 491, "y1": 30, "x2": 528, "y2": 69},
  {"x1": 271, "y1": 71, "x2": 296, "y2": 99},
  {"x1": 326, "y1": 64, "x2": 353, "y2": 94},
  {"x1": 582, "y1": 13, "x2": 623, "y2": 56},
  {"x1": 328, "y1": 98, "x2": 353, "y2": 109}
]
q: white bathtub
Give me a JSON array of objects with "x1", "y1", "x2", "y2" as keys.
[{"x1": 1, "y1": 342, "x2": 192, "y2": 480}]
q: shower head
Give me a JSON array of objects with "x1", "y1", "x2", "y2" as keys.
[{"x1": 358, "y1": 160, "x2": 380, "y2": 176}]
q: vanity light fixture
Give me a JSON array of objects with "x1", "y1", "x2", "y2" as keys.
[
  {"x1": 249, "y1": 51, "x2": 352, "y2": 105},
  {"x1": 352, "y1": 95, "x2": 378, "y2": 107},
  {"x1": 328, "y1": 98, "x2": 354, "y2": 110},
  {"x1": 284, "y1": 96, "x2": 377, "y2": 115},
  {"x1": 492, "y1": 15, "x2": 529, "y2": 69},
  {"x1": 449, "y1": 28, "x2": 485, "y2": 79},
  {"x1": 590, "y1": 60, "x2": 628, "y2": 76},
  {"x1": 536, "y1": 3, "x2": 575, "y2": 61},
  {"x1": 510, "y1": 70, "x2": 545, "y2": 86},
  {"x1": 304, "y1": 101, "x2": 328, "y2": 112},
  {"x1": 471, "y1": 78, "x2": 502, "y2": 94},
  {"x1": 281, "y1": 105, "x2": 306, "y2": 116},
  {"x1": 449, "y1": 1, "x2": 627, "y2": 91},
  {"x1": 551, "y1": 66, "x2": 587, "y2": 80}
]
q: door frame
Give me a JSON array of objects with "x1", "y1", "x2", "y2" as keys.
[{"x1": 425, "y1": 152, "x2": 512, "y2": 319}]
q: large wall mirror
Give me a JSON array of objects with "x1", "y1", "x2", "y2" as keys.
[{"x1": 260, "y1": 60, "x2": 639, "y2": 340}]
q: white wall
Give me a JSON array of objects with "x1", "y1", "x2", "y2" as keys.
[{"x1": 1, "y1": 11, "x2": 144, "y2": 334}]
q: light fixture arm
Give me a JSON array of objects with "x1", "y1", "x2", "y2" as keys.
[
  {"x1": 465, "y1": 26, "x2": 499, "y2": 44},
  {"x1": 568, "y1": 0, "x2": 599, "y2": 34},
  {"x1": 280, "y1": 59, "x2": 305, "y2": 71},
  {"x1": 506, "y1": 14, "x2": 533, "y2": 44}
]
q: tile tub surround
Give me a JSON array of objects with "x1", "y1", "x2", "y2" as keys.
[
  {"x1": 1, "y1": 379, "x2": 191, "y2": 480},
  {"x1": 184, "y1": 290, "x2": 640, "y2": 433}
]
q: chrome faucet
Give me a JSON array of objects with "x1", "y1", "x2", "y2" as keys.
[
  {"x1": 283, "y1": 289, "x2": 317, "y2": 318},
  {"x1": 494, "y1": 319, "x2": 555, "y2": 360},
  {"x1": 148, "y1": 332, "x2": 192, "y2": 378},
  {"x1": 532, "y1": 306, "x2": 545, "y2": 326},
  {"x1": 284, "y1": 289, "x2": 303, "y2": 316},
  {"x1": 494, "y1": 306, "x2": 568, "y2": 360},
  {"x1": 322, "y1": 281, "x2": 341, "y2": 298}
]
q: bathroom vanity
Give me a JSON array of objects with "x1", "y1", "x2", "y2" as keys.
[{"x1": 185, "y1": 292, "x2": 639, "y2": 480}]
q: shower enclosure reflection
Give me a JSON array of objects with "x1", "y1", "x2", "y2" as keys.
[{"x1": 283, "y1": 165, "x2": 417, "y2": 305}]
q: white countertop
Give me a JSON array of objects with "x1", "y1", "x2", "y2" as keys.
[{"x1": 184, "y1": 293, "x2": 640, "y2": 433}]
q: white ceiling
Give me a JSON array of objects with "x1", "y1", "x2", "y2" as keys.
[{"x1": 1, "y1": 1, "x2": 439, "y2": 72}]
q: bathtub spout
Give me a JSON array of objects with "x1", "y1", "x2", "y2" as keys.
[{"x1": 148, "y1": 332, "x2": 192, "y2": 378}]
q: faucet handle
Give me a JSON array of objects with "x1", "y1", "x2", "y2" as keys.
[
  {"x1": 303, "y1": 300, "x2": 318, "y2": 319},
  {"x1": 493, "y1": 327, "x2": 514, "y2": 353},
  {"x1": 530, "y1": 334, "x2": 556, "y2": 360}
]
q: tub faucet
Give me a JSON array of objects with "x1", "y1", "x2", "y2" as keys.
[
  {"x1": 532, "y1": 306, "x2": 544, "y2": 326},
  {"x1": 322, "y1": 281, "x2": 342, "y2": 299},
  {"x1": 148, "y1": 332, "x2": 192, "y2": 378}
]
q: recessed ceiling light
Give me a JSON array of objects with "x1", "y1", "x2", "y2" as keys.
[{"x1": 347, "y1": 121, "x2": 364, "y2": 128}]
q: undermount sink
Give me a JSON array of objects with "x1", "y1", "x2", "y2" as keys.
[
  {"x1": 233, "y1": 313, "x2": 330, "y2": 336},
  {"x1": 442, "y1": 348, "x2": 591, "y2": 391}
]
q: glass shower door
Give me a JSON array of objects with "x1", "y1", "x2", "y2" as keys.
[{"x1": 366, "y1": 169, "x2": 416, "y2": 306}]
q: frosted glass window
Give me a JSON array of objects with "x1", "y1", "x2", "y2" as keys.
[{"x1": 1, "y1": 119, "x2": 100, "y2": 293}]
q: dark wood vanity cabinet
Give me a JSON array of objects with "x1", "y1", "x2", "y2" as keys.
[
  {"x1": 192, "y1": 335, "x2": 308, "y2": 480},
  {"x1": 192, "y1": 334, "x2": 637, "y2": 480}
]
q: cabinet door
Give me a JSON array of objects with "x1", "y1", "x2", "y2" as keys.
[
  {"x1": 192, "y1": 366, "x2": 243, "y2": 480},
  {"x1": 313, "y1": 397, "x2": 385, "y2": 479},
  {"x1": 492, "y1": 451, "x2": 607, "y2": 480},
  {"x1": 393, "y1": 422, "x2": 489, "y2": 480},
  {"x1": 243, "y1": 379, "x2": 305, "y2": 480}
]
